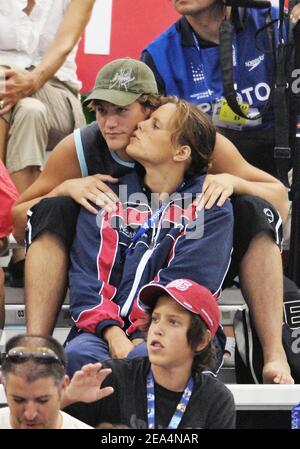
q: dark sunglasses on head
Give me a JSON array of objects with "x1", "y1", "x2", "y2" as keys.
[{"x1": 4, "y1": 346, "x2": 65, "y2": 367}]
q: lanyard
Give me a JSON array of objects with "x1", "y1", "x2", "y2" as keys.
[
  {"x1": 125, "y1": 203, "x2": 167, "y2": 255},
  {"x1": 146, "y1": 369, "x2": 194, "y2": 429}
]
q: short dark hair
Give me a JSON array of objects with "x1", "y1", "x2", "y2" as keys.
[
  {"x1": 136, "y1": 93, "x2": 166, "y2": 111},
  {"x1": 2, "y1": 334, "x2": 67, "y2": 387},
  {"x1": 141, "y1": 305, "x2": 216, "y2": 376}
]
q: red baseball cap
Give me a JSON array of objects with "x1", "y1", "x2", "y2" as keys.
[{"x1": 139, "y1": 279, "x2": 220, "y2": 336}]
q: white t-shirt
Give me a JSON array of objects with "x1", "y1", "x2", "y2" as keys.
[
  {"x1": 0, "y1": 0, "x2": 81, "y2": 89},
  {"x1": 0, "y1": 407, "x2": 93, "y2": 429}
]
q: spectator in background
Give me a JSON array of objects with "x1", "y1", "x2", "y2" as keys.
[
  {"x1": 95, "y1": 422, "x2": 131, "y2": 429},
  {"x1": 63, "y1": 279, "x2": 236, "y2": 429},
  {"x1": 0, "y1": 0, "x2": 95, "y2": 287},
  {"x1": 141, "y1": 0, "x2": 299, "y2": 384},
  {"x1": 0, "y1": 334, "x2": 97, "y2": 429}
]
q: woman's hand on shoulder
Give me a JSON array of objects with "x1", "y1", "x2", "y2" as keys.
[{"x1": 194, "y1": 173, "x2": 235, "y2": 211}]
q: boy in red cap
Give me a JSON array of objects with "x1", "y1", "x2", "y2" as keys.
[{"x1": 63, "y1": 278, "x2": 235, "y2": 429}]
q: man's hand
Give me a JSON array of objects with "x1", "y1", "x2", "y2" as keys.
[
  {"x1": 194, "y1": 174, "x2": 235, "y2": 211},
  {"x1": 0, "y1": 69, "x2": 38, "y2": 114},
  {"x1": 56, "y1": 174, "x2": 119, "y2": 214},
  {"x1": 62, "y1": 363, "x2": 114, "y2": 407},
  {"x1": 103, "y1": 326, "x2": 135, "y2": 359}
]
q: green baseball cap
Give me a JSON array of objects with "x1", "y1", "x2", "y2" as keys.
[{"x1": 83, "y1": 58, "x2": 158, "y2": 107}]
